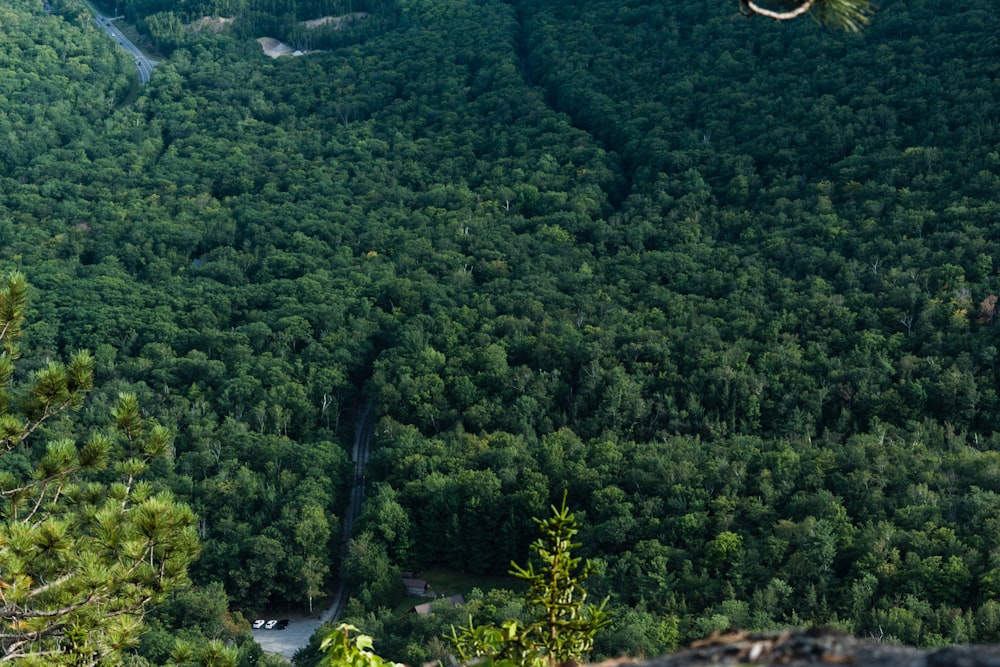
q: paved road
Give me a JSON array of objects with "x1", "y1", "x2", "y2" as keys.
[
  {"x1": 83, "y1": 2, "x2": 157, "y2": 83},
  {"x1": 252, "y1": 615, "x2": 325, "y2": 660},
  {"x1": 253, "y1": 405, "x2": 374, "y2": 659}
]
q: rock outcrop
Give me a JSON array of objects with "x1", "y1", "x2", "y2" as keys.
[{"x1": 588, "y1": 628, "x2": 1000, "y2": 666}]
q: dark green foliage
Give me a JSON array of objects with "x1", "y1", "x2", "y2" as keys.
[{"x1": 5, "y1": 0, "x2": 1000, "y2": 660}]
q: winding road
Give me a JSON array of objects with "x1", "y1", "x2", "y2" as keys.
[{"x1": 83, "y1": 2, "x2": 157, "y2": 83}]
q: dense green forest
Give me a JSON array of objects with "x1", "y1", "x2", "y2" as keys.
[{"x1": 4, "y1": 0, "x2": 1000, "y2": 662}]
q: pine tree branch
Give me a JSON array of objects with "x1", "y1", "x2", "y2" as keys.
[
  {"x1": 0, "y1": 275, "x2": 194, "y2": 664},
  {"x1": 23, "y1": 572, "x2": 79, "y2": 603},
  {"x1": 16, "y1": 397, "x2": 80, "y2": 447}
]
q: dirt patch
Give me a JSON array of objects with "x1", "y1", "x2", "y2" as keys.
[
  {"x1": 257, "y1": 13, "x2": 369, "y2": 57},
  {"x1": 257, "y1": 36, "x2": 299, "y2": 58},
  {"x1": 189, "y1": 16, "x2": 234, "y2": 32}
]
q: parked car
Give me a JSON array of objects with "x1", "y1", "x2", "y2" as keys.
[
  {"x1": 252, "y1": 619, "x2": 265, "y2": 629},
  {"x1": 264, "y1": 620, "x2": 278, "y2": 629},
  {"x1": 276, "y1": 619, "x2": 289, "y2": 630}
]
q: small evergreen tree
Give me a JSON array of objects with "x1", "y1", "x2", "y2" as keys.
[
  {"x1": 450, "y1": 492, "x2": 611, "y2": 667},
  {"x1": 313, "y1": 495, "x2": 609, "y2": 667}
]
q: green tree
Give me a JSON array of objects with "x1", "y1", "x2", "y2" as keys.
[
  {"x1": 302, "y1": 555, "x2": 328, "y2": 615},
  {"x1": 316, "y1": 624, "x2": 402, "y2": 667},
  {"x1": 0, "y1": 271, "x2": 200, "y2": 664},
  {"x1": 450, "y1": 493, "x2": 611, "y2": 667},
  {"x1": 343, "y1": 532, "x2": 402, "y2": 609}
]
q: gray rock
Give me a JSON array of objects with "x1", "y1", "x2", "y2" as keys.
[{"x1": 586, "y1": 628, "x2": 1000, "y2": 667}]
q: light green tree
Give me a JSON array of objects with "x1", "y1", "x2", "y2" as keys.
[
  {"x1": 316, "y1": 624, "x2": 403, "y2": 667},
  {"x1": 168, "y1": 638, "x2": 239, "y2": 667},
  {"x1": 313, "y1": 496, "x2": 609, "y2": 667},
  {"x1": 0, "y1": 271, "x2": 199, "y2": 665},
  {"x1": 450, "y1": 493, "x2": 611, "y2": 667},
  {"x1": 302, "y1": 555, "x2": 328, "y2": 615}
]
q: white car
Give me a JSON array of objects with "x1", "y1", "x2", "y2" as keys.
[
  {"x1": 252, "y1": 619, "x2": 265, "y2": 629},
  {"x1": 264, "y1": 620, "x2": 278, "y2": 629}
]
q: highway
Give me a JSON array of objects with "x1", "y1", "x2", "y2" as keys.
[{"x1": 85, "y1": 3, "x2": 157, "y2": 83}]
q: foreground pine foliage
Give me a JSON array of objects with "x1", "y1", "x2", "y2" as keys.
[{"x1": 0, "y1": 272, "x2": 199, "y2": 665}]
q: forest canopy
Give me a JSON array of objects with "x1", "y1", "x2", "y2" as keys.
[{"x1": 3, "y1": 0, "x2": 1000, "y2": 663}]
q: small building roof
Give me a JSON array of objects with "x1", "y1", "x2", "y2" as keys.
[{"x1": 411, "y1": 595, "x2": 466, "y2": 616}]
